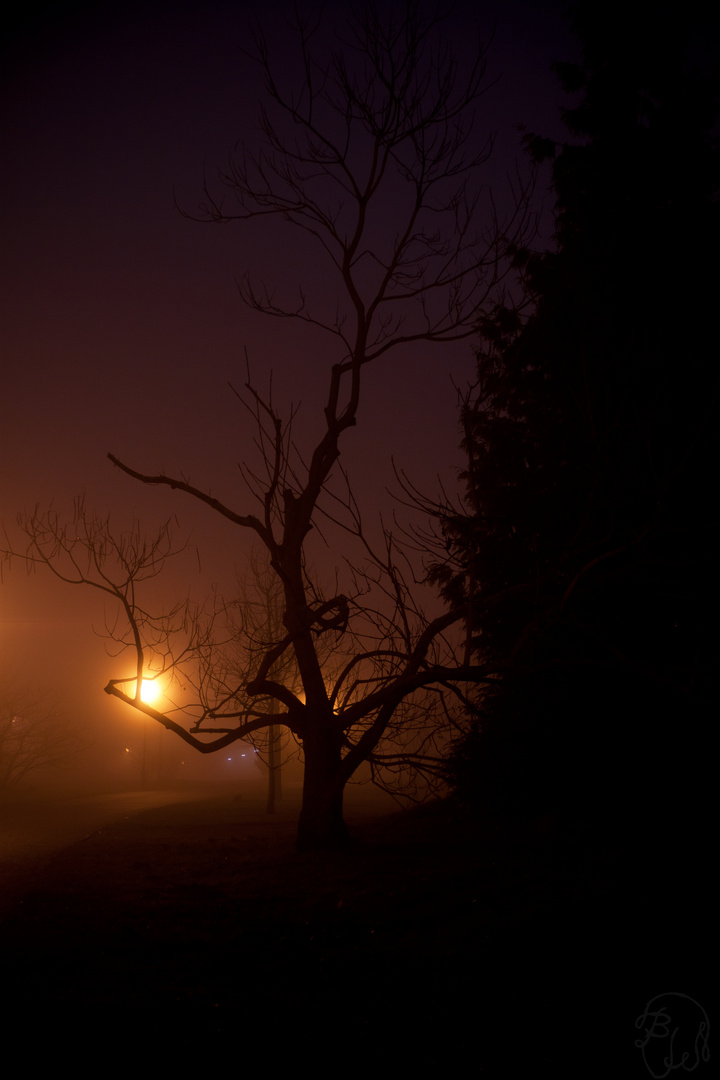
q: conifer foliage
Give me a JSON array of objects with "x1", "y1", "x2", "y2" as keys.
[{"x1": 438, "y1": 6, "x2": 719, "y2": 827}]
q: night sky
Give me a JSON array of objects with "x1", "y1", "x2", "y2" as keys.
[{"x1": 1, "y1": 0, "x2": 573, "y2": 784}]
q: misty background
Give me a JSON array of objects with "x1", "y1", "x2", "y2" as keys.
[{"x1": 1, "y1": 0, "x2": 573, "y2": 795}]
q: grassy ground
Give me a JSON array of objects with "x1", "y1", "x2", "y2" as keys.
[{"x1": 0, "y1": 793, "x2": 710, "y2": 1073}]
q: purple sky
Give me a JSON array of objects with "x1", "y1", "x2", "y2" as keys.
[{"x1": 1, "y1": 0, "x2": 574, "y2": 783}]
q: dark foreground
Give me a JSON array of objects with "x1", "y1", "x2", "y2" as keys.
[{"x1": 0, "y1": 793, "x2": 710, "y2": 1074}]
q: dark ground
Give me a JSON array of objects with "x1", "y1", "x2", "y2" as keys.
[{"x1": 0, "y1": 791, "x2": 711, "y2": 1074}]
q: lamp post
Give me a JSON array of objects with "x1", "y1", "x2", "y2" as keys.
[{"x1": 138, "y1": 677, "x2": 162, "y2": 791}]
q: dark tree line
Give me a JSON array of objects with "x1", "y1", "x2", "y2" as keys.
[{"x1": 434, "y1": 5, "x2": 719, "y2": 833}]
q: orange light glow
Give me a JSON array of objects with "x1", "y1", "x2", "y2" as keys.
[{"x1": 140, "y1": 679, "x2": 161, "y2": 704}]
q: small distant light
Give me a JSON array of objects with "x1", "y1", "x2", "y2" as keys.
[{"x1": 241, "y1": 753, "x2": 246, "y2": 758}]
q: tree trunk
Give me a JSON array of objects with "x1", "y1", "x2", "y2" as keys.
[{"x1": 296, "y1": 726, "x2": 349, "y2": 851}]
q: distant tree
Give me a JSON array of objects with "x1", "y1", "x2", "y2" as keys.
[
  {"x1": 222, "y1": 550, "x2": 303, "y2": 813},
  {"x1": 430, "y1": 4, "x2": 720, "y2": 829},
  {"x1": 0, "y1": 682, "x2": 82, "y2": 791},
  {"x1": 3, "y1": 4, "x2": 532, "y2": 848}
]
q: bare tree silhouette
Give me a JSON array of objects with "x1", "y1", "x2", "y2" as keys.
[
  {"x1": 5, "y1": 5, "x2": 532, "y2": 847},
  {"x1": 1, "y1": 680, "x2": 83, "y2": 791}
]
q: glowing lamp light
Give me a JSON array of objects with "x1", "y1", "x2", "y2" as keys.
[{"x1": 140, "y1": 679, "x2": 161, "y2": 704}]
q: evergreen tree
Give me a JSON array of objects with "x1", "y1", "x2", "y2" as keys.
[{"x1": 438, "y1": 5, "x2": 719, "y2": 830}]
